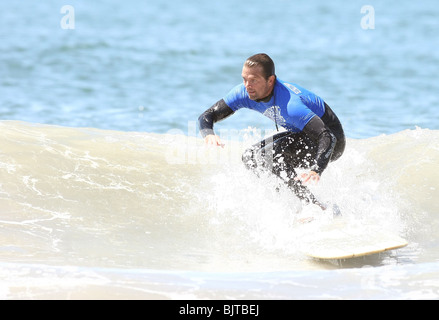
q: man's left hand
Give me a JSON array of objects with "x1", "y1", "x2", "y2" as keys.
[{"x1": 295, "y1": 171, "x2": 320, "y2": 185}]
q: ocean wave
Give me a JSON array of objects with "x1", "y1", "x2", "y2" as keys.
[{"x1": 0, "y1": 121, "x2": 437, "y2": 273}]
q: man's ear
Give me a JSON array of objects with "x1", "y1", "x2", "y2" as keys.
[{"x1": 268, "y1": 75, "x2": 276, "y2": 86}]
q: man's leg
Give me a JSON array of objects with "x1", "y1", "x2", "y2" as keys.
[
  {"x1": 241, "y1": 131, "x2": 291, "y2": 173},
  {"x1": 242, "y1": 132, "x2": 326, "y2": 208}
]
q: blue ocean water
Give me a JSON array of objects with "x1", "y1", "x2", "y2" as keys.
[{"x1": 1, "y1": 0, "x2": 438, "y2": 138}]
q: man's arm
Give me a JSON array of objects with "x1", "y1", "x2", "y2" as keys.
[
  {"x1": 298, "y1": 115, "x2": 337, "y2": 183},
  {"x1": 198, "y1": 99, "x2": 235, "y2": 145}
]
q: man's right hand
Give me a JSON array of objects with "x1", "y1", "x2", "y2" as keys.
[{"x1": 204, "y1": 134, "x2": 224, "y2": 147}]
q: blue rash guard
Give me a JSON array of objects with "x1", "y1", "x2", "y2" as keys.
[{"x1": 223, "y1": 79, "x2": 326, "y2": 133}]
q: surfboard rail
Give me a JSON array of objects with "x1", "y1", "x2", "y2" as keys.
[{"x1": 301, "y1": 222, "x2": 408, "y2": 260}]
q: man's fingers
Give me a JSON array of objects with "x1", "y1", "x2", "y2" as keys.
[
  {"x1": 204, "y1": 135, "x2": 224, "y2": 148},
  {"x1": 295, "y1": 172, "x2": 319, "y2": 185}
]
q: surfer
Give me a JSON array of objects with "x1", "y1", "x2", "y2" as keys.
[{"x1": 198, "y1": 53, "x2": 345, "y2": 209}]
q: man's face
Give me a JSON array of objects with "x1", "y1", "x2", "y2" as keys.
[{"x1": 241, "y1": 65, "x2": 274, "y2": 101}]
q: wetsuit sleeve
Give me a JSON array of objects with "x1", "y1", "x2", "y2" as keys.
[
  {"x1": 198, "y1": 99, "x2": 235, "y2": 138},
  {"x1": 302, "y1": 115, "x2": 337, "y2": 175}
]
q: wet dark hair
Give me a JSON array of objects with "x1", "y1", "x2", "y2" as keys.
[{"x1": 244, "y1": 53, "x2": 276, "y2": 80}]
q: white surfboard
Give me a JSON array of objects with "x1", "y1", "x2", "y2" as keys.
[{"x1": 300, "y1": 221, "x2": 408, "y2": 260}]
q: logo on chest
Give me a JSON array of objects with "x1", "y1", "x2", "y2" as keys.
[{"x1": 263, "y1": 105, "x2": 287, "y2": 126}]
